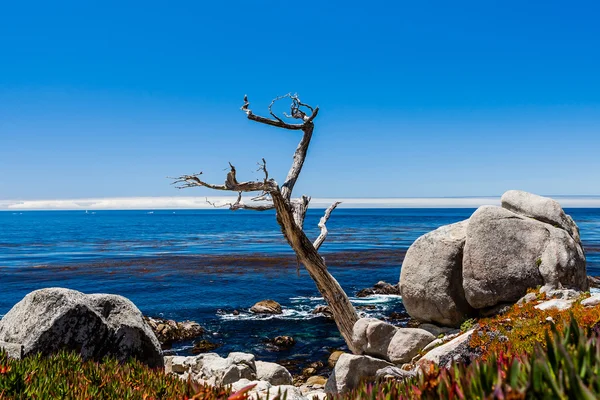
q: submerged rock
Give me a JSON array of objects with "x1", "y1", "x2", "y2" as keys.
[
  {"x1": 356, "y1": 281, "x2": 401, "y2": 297},
  {"x1": 250, "y1": 300, "x2": 283, "y2": 314},
  {"x1": 192, "y1": 339, "x2": 222, "y2": 354},
  {"x1": 264, "y1": 335, "x2": 295, "y2": 351},
  {"x1": 0, "y1": 288, "x2": 163, "y2": 367},
  {"x1": 144, "y1": 316, "x2": 204, "y2": 346},
  {"x1": 312, "y1": 305, "x2": 333, "y2": 319}
]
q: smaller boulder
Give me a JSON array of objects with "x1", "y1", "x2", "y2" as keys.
[
  {"x1": 582, "y1": 294, "x2": 600, "y2": 307},
  {"x1": 387, "y1": 328, "x2": 435, "y2": 364},
  {"x1": 328, "y1": 350, "x2": 344, "y2": 368},
  {"x1": 352, "y1": 318, "x2": 434, "y2": 364},
  {"x1": 534, "y1": 299, "x2": 574, "y2": 311},
  {"x1": 264, "y1": 335, "x2": 295, "y2": 351},
  {"x1": 192, "y1": 339, "x2": 221, "y2": 354},
  {"x1": 250, "y1": 300, "x2": 282, "y2": 314},
  {"x1": 325, "y1": 353, "x2": 393, "y2": 394},
  {"x1": 356, "y1": 281, "x2": 401, "y2": 297},
  {"x1": 255, "y1": 360, "x2": 293, "y2": 385},
  {"x1": 305, "y1": 375, "x2": 328, "y2": 386},
  {"x1": 312, "y1": 305, "x2": 333, "y2": 319},
  {"x1": 418, "y1": 329, "x2": 477, "y2": 368}
]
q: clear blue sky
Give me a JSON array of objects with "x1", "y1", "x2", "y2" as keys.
[{"x1": 1, "y1": 1, "x2": 599, "y2": 200}]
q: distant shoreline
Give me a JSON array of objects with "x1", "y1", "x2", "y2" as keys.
[{"x1": 2, "y1": 195, "x2": 600, "y2": 211}]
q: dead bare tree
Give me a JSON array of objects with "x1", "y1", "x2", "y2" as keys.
[{"x1": 173, "y1": 94, "x2": 360, "y2": 353}]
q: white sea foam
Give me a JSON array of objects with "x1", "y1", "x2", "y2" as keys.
[{"x1": 218, "y1": 294, "x2": 403, "y2": 321}]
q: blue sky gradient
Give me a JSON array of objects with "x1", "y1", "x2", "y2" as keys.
[{"x1": 1, "y1": 1, "x2": 599, "y2": 200}]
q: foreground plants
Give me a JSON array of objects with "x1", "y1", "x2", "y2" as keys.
[{"x1": 0, "y1": 350, "x2": 231, "y2": 399}]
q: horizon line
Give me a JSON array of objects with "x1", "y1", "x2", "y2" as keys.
[{"x1": 2, "y1": 195, "x2": 600, "y2": 211}]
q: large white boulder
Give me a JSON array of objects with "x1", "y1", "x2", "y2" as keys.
[
  {"x1": 463, "y1": 205, "x2": 587, "y2": 309},
  {"x1": 400, "y1": 220, "x2": 475, "y2": 327},
  {"x1": 0, "y1": 288, "x2": 163, "y2": 367}
]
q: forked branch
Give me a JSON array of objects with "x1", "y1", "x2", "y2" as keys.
[{"x1": 314, "y1": 202, "x2": 342, "y2": 250}]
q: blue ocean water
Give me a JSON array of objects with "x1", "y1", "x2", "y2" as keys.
[{"x1": 1, "y1": 208, "x2": 599, "y2": 369}]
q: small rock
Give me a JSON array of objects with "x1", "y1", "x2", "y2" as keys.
[
  {"x1": 534, "y1": 298, "x2": 574, "y2": 311},
  {"x1": 144, "y1": 316, "x2": 205, "y2": 346},
  {"x1": 517, "y1": 292, "x2": 538, "y2": 305},
  {"x1": 255, "y1": 360, "x2": 293, "y2": 385},
  {"x1": 265, "y1": 336, "x2": 295, "y2": 351},
  {"x1": 328, "y1": 350, "x2": 344, "y2": 368},
  {"x1": 418, "y1": 329, "x2": 477, "y2": 369},
  {"x1": 588, "y1": 276, "x2": 600, "y2": 288},
  {"x1": 312, "y1": 305, "x2": 333, "y2": 319},
  {"x1": 421, "y1": 338, "x2": 443, "y2": 353},
  {"x1": 581, "y1": 294, "x2": 600, "y2": 307},
  {"x1": 375, "y1": 365, "x2": 417, "y2": 380},
  {"x1": 192, "y1": 340, "x2": 221, "y2": 354},
  {"x1": 325, "y1": 354, "x2": 393, "y2": 394},
  {"x1": 250, "y1": 300, "x2": 283, "y2": 314},
  {"x1": 418, "y1": 323, "x2": 454, "y2": 337},
  {"x1": 356, "y1": 281, "x2": 401, "y2": 297},
  {"x1": 306, "y1": 375, "x2": 328, "y2": 386},
  {"x1": 545, "y1": 288, "x2": 582, "y2": 300}
]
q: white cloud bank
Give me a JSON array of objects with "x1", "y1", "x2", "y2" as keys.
[{"x1": 1, "y1": 195, "x2": 599, "y2": 210}]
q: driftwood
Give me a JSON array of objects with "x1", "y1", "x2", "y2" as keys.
[{"x1": 173, "y1": 94, "x2": 360, "y2": 353}]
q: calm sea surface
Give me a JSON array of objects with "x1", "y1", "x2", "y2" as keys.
[{"x1": 1, "y1": 208, "x2": 599, "y2": 367}]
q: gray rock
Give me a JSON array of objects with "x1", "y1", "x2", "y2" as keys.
[
  {"x1": 199, "y1": 352, "x2": 256, "y2": 385},
  {"x1": 0, "y1": 341, "x2": 23, "y2": 360},
  {"x1": 418, "y1": 329, "x2": 476, "y2": 369},
  {"x1": 250, "y1": 300, "x2": 282, "y2": 314},
  {"x1": 544, "y1": 288, "x2": 582, "y2": 300},
  {"x1": 418, "y1": 323, "x2": 455, "y2": 337},
  {"x1": 0, "y1": 288, "x2": 163, "y2": 367},
  {"x1": 352, "y1": 318, "x2": 434, "y2": 364},
  {"x1": 255, "y1": 360, "x2": 293, "y2": 385},
  {"x1": 387, "y1": 328, "x2": 435, "y2": 364},
  {"x1": 463, "y1": 206, "x2": 587, "y2": 309},
  {"x1": 534, "y1": 298, "x2": 574, "y2": 311},
  {"x1": 375, "y1": 366, "x2": 417, "y2": 380},
  {"x1": 325, "y1": 353, "x2": 393, "y2": 394},
  {"x1": 501, "y1": 190, "x2": 581, "y2": 241},
  {"x1": 231, "y1": 379, "x2": 305, "y2": 400},
  {"x1": 517, "y1": 292, "x2": 538, "y2": 305},
  {"x1": 352, "y1": 318, "x2": 396, "y2": 358},
  {"x1": 400, "y1": 220, "x2": 475, "y2": 327},
  {"x1": 581, "y1": 294, "x2": 600, "y2": 307}
]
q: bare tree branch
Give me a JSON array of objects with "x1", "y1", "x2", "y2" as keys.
[
  {"x1": 205, "y1": 192, "x2": 275, "y2": 212},
  {"x1": 171, "y1": 163, "x2": 278, "y2": 193},
  {"x1": 313, "y1": 201, "x2": 342, "y2": 251}
]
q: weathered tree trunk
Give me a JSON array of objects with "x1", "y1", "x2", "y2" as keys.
[{"x1": 173, "y1": 94, "x2": 360, "y2": 353}]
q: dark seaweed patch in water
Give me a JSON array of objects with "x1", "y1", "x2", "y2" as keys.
[{"x1": 4, "y1": 249, "x2": 406, "y2": 277}]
